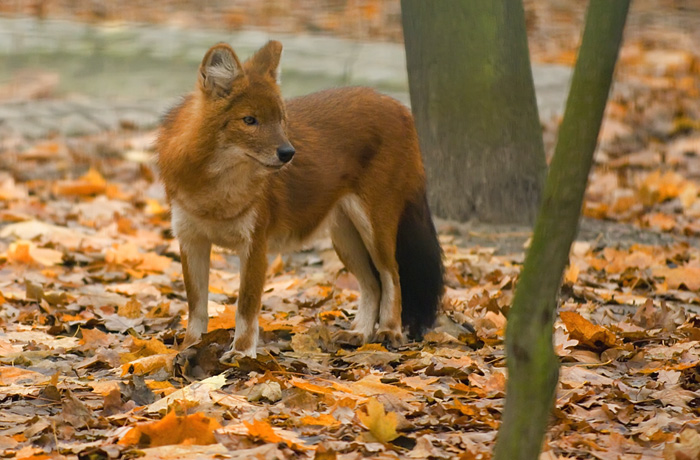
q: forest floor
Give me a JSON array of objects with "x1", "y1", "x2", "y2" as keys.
[{"x1": 1, "y1": 2, "x2": 700, "y2": 460}]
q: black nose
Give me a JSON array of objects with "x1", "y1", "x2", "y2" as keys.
[{"x1": 276, "y1": 144, "x2": 295, "y2": 163}]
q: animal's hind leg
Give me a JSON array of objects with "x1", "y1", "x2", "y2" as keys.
[
  {"x1": 339, "y1": 195, "x2": 404, "y2": 347},
  {"x1": 369, "y1": 240, "x2": 403, "y2": 347},
  {"x1": 330, "y1": 209, "x2": 381, "y2": 345}
]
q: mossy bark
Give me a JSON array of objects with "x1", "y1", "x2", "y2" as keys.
[
  {"x1": 401, "y1": 0, "x2": 545, "y2": 225},
  {"x1": 493, "y1": 1, "x2": 630, "y2": 459}
]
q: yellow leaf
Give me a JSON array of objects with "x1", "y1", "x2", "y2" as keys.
[
  {"x1": 118, "y1": 298, "x2": 143, "y2": 319},
  {"x1": 356, "y1": 343, "x2": 388, "y2": 352},
  {"x1": 357, "y1": 398, "x2": 399, "y2": 443}
]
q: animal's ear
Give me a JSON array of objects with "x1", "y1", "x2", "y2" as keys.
[
  {"x1": 198, "y1": 43, "x2": 244, "y2": 98},
  {"x1": 246, "y1": 40, "x2": 283, "y2": 83}
]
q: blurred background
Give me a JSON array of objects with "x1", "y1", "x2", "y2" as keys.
[
  {"x1": 0, "y1": 0, "x2": 699, "y2": 186},
  {"x1": 1, "y1": 0, "x2": 698, "y2": 139}
]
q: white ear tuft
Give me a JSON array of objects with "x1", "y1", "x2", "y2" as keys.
[
  {"x1": 275, "y1": 48, "x2": 283, "y2": 84},
  {"x1": 199, "y1": 44, "x2": 243, "y2": 98}
]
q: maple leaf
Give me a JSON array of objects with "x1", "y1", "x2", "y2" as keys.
[{"x1": 357, "y1": 397, "x2": 399, "y2": 443}]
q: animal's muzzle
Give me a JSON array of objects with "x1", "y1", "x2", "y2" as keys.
[{"x1": 276, "y1": 143, "x2": 295, "y2": 163}]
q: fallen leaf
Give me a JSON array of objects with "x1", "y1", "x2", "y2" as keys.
[
  {"x1": 357, "y1": 397, "x2": 399, "y2": 443},
  {"x1": 119, "y1": 411, "x2": 221, "y2": 447},
  {"x1": 244, "y1": 419, "x2": 285, "y2": 444},
  {"x1": 560, "y1": 311, "x2": 617, "y2": 349}
]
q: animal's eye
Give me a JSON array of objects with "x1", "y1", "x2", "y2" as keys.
[{"x1": 242, "y1": 116, "x2": 258, "y2": 126}]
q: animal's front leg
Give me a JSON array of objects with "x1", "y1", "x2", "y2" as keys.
[
  {"x1": 181, "y1": 238, "x2": 212, "y2": 347},
  {"x1": 226, "y1": 236, "x2": 268, "y2": 359}
]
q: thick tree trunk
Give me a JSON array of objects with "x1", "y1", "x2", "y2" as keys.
[
  {"x1": 401, "y1": 0, "x2": 545, "y2": 225},
  {"x1": 493, "y1": 2, "x2": 630, "y2": 459}
]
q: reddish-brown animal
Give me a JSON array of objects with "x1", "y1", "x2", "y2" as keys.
[{"x1": 157, "y1": 41, "x2": 443, "y2": 358}]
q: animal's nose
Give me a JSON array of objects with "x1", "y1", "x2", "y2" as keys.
[{"x1": 276, "y1": 143, "x2": 295, "y2": 163}]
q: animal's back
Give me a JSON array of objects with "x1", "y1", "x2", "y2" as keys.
[{"x1": 261, "y1": 87, "x2": 426, "y2": 245}]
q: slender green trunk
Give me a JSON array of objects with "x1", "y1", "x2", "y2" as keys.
[
  {"x1": 493, "y1": 2, "x2": 630, "y2": 459},
  {"x1": 401, "y1": 0, "x2": 545, "y2": 225}
]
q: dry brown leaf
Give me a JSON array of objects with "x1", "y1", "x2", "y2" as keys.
[{"x1": 664, "y1": 427, "x2": 700, "y2": 460}]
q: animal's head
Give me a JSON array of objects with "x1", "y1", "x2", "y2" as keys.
[{"x1": 197, "y1": 41, "x2": 294, "y2": 171}]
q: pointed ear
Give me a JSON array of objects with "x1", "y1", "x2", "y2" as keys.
[
  {"x1": 198, "y1": 43, "x2": 244, "y2": 98},
  {"x1": 246, "y1": 40, "x2": 283, "y2": 83}
]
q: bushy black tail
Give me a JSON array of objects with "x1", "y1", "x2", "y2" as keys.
[{"x1": 396, "y1": 192, "x2": 444, "y2": 339}]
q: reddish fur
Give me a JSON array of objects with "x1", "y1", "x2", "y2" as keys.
[{"x1": 158, "y1": 41, "x2": 436, "y2": 357}]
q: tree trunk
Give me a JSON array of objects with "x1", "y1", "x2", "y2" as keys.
[
  {"x1": 401, "y1": 0, "x2": 545, "y2": 225},
  {"x1": 493, "y1": 2, "x2": 630, "y2": 459}
]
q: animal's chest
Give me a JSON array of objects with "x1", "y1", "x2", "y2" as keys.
[
  {"x1": 171, "y1": 197, "x2": 336, "y2": 255},
  {"x1": 171, "y1": 202, "x2": 257, "y2": 251}
]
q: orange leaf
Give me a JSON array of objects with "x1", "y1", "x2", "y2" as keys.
[
  {"x1": 55, "y1": 168, "x2": 107, "y2": 196},
  {"x1": 118, "y1": 298, "x2": 143, "y2": 319},
  {"x1": 118, "y1": 411, "x2": 221, "y2": 447},
  {"x1": 208, "y1": 305, "x2": 237, "y2": 331},
  {"x1": 356, "y1": 343, "x2": 388, "y2": 352},
  {"x1": 564, "y1": 263, "x2": 580, "y2": 285},
  {"x1": 7, "y1": 241, "x2": 62, "y2": 266},
  {"x1": 0, "y1": 366, "x2": 47, "y2": 385},
  {"x1": 290, "y1": 377, "x2": 334, "y2": 395},
  {"x1": 643, "y1": 213, "x2": 676, "y2": 232},
  {"x1": 652, "y1": 266, "x2": 700, "y2": 291},
  {"x1": 244, "y1": 419, "x2": 284, "y2": 444},
  {"x1": 449, "y1": 399, "x2": 476, "y2": 416},
  {"x1": 299, "y1": 413, "x2": 339, "y2": 428},
  {"x1": 79, "y1": 328, "x2": 113, "y2": 350},
  {"x1": 121, "y1": 352, "x2": 177, "y2": 376},
  {"x1": 560, "y1": 311, "x2": 617, "y2": 349}
]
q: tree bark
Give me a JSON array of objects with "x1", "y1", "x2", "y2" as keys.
[
  {"x1": 493, "y1": 2, "x2": 630, "y2": 459},
  {"x1": 401, "y1": 0, "x2": 545, "y2": 225}
]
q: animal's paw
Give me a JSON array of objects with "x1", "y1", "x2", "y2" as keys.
[
  {"x1": 220, "y1": 345, "x2": 257, "y2": 363},
  {"x1": 375, "y1": 327, "x2": 404, "y2": 349},
  {"x1": 333, "y1": 330, "x2": 368, "y2": 347}
]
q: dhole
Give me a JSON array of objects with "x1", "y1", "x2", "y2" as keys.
[{"x1": 157, "y1": 41, "x2": 443, "y2": 358}]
